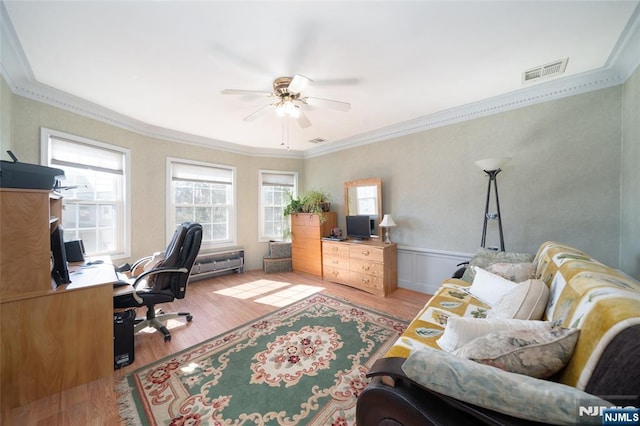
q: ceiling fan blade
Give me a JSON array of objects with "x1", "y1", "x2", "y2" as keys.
[
  {"x1": 243, "y1": 104, "x2": 275, "y2": 122},
  {"x1": 287, "y1": 74, "x2": 312, "y2": 94},
  {"x1": 296, "y1": 108, "x2": 312, "y2": 128},
  {"x1": 304, "y1": 96, "x2": 351, "y2": 112},
  {"x1": 221, "y1": 89, "x2": 272, "y2": 96}
]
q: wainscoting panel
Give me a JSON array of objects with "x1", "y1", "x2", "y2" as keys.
[{"x1": 397, "y1": 247, "x2": 472, "y2": 295}]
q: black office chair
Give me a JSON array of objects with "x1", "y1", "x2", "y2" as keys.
[{"x1": 114, "y1": 222, "x2": 202, "y2": 341}]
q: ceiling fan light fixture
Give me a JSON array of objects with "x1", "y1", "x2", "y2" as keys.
[{"x1": 276, "y1": 100, "x2": 300, "y2": 118}]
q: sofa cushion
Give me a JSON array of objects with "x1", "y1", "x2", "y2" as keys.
[
  {"x1": 467, "y1": 267, "x2": 519, "y2": 306},
  {"x1": 436, "y1": 317, "x2": 553, "y2": 352},
  {"x1": 486, "y1": 261, "x2": 535, "y2": 282},
  {"x1": 453, "y1": 327, "x2": 580, "y2": 378},
  {"x1": 383, "y1": 282, "x2": 491, "y2": 359},
  {"x1": 402, "y1": 346, "x2": 608, "y2": 425},
  {"x1": 461, "y1": 248, "x2": 535, "y2": 282},
  {"x1": 487, "y1": 279, "x2": 549, "y2": 320}
]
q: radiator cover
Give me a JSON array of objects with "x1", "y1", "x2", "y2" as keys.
[{"x1": 190, "y1": 248, "x2": 244, "y2": 281}]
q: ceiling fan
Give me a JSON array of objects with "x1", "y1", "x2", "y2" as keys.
[{"x1": 221, "y1": 75, "x2": 351, "y2": 128}]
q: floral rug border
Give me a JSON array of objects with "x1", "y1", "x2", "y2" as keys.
[{"x1": 116, "y1": 293, "x2": 407, "y2": 425}]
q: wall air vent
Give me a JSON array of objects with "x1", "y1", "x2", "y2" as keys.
[
  {"x1": 308, "y1": 137, "x2": 327, "y2": 144},
  {"x1": 522, "y1": 58, "x2": 569, "y2": 84}
]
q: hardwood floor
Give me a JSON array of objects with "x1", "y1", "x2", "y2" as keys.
[{"x1": 1, "y1": 270, "x2": 431, "y2": 426}]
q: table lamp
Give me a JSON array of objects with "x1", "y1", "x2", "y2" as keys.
[{"x1": 379, "y1": 214, "x2": 397, "y2": 244}]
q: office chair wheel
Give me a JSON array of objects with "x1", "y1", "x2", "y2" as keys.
[
  {"x1": 164, "y1": 334, "x2": 171, "y2": 342},
  {"x1": 187, "y1": 314, "x2": 193, "y2": 322}
]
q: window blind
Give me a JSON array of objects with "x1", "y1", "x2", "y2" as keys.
[
  {"x1": 171, "y1": 162, "x2": 233, "y2": 184},
  {"x1": 50, "y1": 136, "x2": 124, "y2": 174},
  {"x1": 261, "y1": 172, "x2": 295, "y2": 187}
]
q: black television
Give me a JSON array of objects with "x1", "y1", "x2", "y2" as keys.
[
  {"x1": 51, "y1": 225, "x2": 71, "y2": 287},
  {"x1": 346, "y1": 215, "x2": 371, "y2": 240}
]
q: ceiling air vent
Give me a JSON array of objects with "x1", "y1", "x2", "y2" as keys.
[
  {"x1": 308, "y1": 137, "x2": 327, "y2": 144},
  {"x1": 522, "y1": 58, "x2": 569, "y2": 84}
]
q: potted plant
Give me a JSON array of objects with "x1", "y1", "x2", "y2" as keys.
[
  {"x1": 284, "y1": 189, "x2": 332, "y2": 223},
  {"x1": 301, "y1": 188, "x2": 331, "y2": 222},
  {"x1": 283, "y1": 193, "x2": 303, "y2": 217}
]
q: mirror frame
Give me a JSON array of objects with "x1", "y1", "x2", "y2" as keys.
[{"x1": 344, "y1": 177, "x2": 383, "y2": 238}]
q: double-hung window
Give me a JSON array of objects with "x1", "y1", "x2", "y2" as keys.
[
  {"x1": 167, "y1": 158, "x2": 236, "y2": 248},
  {"x1": 258, "y1": 170, "x2": 297, "y2": 241},
  {"x1": 41, "y1": 128, "x2": 130, "y2": 258}
]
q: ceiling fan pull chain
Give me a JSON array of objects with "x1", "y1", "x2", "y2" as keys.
[{"x1": 285, "y1": 116, "x2": 290, "y2": 150}]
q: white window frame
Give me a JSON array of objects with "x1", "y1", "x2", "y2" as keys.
[
  {"x1": 166, "y1": 157, "x2": 237, "y2": 249},
  {"x1": 258, "y1": 170, "x2": 298, "y2": 242},
  {"x1": 40, "y1": 127, "x2": 131, "y2": 260}
]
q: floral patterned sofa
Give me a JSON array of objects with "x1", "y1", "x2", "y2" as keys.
[{"x1": 356, "y1": 242, "x2": 640, "y2": 425}]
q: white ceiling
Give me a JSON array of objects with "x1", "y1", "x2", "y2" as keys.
[{"x1": 2, "y1": 1, "x2": 640, "y2": 156}]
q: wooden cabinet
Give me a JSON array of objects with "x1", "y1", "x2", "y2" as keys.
[
  {"x1": 0, "y1": 189, "x2": 113, "y2": 411},
  {"x1": 322, "y1": 239, "x2": 398, "y2": 296},
  {"x1": 291, "y1": 212, "x2": 337, "y2": 277}
]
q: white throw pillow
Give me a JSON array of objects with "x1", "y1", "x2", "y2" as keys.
[
  {"x1": 487, "y1": 279, "x2": 550, "y2": 320},
  {"x1": 436, "y1": 317, "x2": 553, "y2": 352},
  {"x1": 467, "y1": 266, "x2": 519, "y2": 306}
]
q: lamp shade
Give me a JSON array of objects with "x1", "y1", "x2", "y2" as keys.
[
  {"x1": 474, "y1": 157, "x2": 512, "y2": 171},
  {"x1": 379, "y1": 214, "x2": 397, "y2": 227}
]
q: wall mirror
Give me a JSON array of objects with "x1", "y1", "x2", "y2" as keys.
[{"x1": 344, "y1": 178, "x2": 382, "y2": 237}]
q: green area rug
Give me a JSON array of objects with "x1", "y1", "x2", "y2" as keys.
[{"x1": 117, "y1": 293, "x2": 407, "y2": 425}]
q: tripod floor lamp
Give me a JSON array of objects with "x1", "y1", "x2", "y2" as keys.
[{"x1": 475, "y1": 157, "x2": 511, "y2": 252}]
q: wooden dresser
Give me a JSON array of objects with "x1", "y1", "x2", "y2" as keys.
[
  {"x1": 322, "y1": 239, "x2": 398, "y2": 296},
  {"x1": 291, "y1": 212, "x2": 337, "y2": 277}
]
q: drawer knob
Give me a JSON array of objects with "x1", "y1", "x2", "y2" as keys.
[
  {"x1": 333, "y1": 260, "x2": 339, "y2": 264},
  {"x1": 362, "y1": 265, "x2": 370, "y2": 271},
  {"x1": 361, "y1": 250, "x2": 370, "y2": 256},
  {"x1": 361, "y1": 278, "x2": 370, "y2": 283},
  {"x1": 332, "y1": 247, "x2": 338, "y2": 251}
]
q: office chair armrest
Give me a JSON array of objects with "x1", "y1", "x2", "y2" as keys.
[
  {"x1": 129, "y1": 255, "x2": 154, "y2": 273},
  {"x1": 128, "y1": 266, "x2": 189, "y2": 304}
]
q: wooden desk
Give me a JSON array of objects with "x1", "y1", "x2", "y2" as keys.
[
  {"x1": 1, "y1": 189, "x2": 126, "y2": 411},
  {"x1": 1, "y1": 255, "x2": 117, "y2": 411}
]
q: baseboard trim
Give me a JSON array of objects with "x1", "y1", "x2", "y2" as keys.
[{"x1": 397, "y1": 247, "x2": 472, "y2": 295}]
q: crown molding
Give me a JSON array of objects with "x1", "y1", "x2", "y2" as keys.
[
  {"x1": 2, "y1": 2, "x2": 638, "y2": 161},
  {"x1": 303, "y1": 66, "x2": 628, "y2": 158},
  {"x1": 0, "y1": 4, "x2": 305, "y2": 159},
  {"x1": 306, "y1": 4, "x2": 640, "y2": 159}
]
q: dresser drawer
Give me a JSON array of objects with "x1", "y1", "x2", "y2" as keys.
[
  {"x1": 291, "y1": 235, "x2": 320, "y2": 251},
  {"x1": 291, "y1": 213, "x2": 320, "y2": 226},
  {"x1": 293, "y1": 257, "x2": 322, "y2": 276},
  {"x1": 323, "y1": 253, "x2": 350, "y2": 270},
  {"x1": 349, "y1": 245, "x2": 384, "y2": 262},
  {"x1": 323, "y1": 265, "x2": 350, "y2": 284},
  {"x1": 349, "y1": 271, "x2": 385, "y2": 295},
  {"x1": 323, "y1": 241, "x2": 350, "y2": 257},
  {"x1": 292, "y1": 246, "x2": 321, "y2": 262},
  {"x1": 292, "y1": 224, "x2": 321, "y2": 240},
  {"x1": 350, "y1": 258, "x2": 384, "y2": 277}
]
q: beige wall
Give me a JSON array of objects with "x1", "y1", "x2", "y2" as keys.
[
  {"x1": 621, "y1": 65, "x2": 640, "y2": 279},
  {"x1": 3, "y1": 70, "x2": 638, "y2": 278},
  {"x1": 5, "y1": 87, "x2": 305, "y2": 270},
  {"x1": 305, "y1": 86, "x2": 624, "y2": 269}
]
